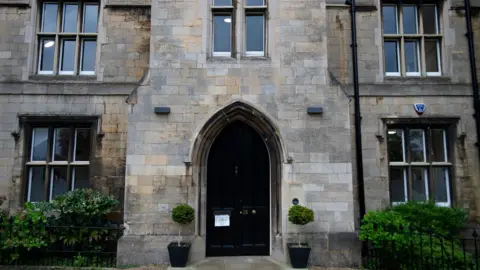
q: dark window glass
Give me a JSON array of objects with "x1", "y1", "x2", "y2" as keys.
[
  {"x1": 390, "y1": 168, "x2": 406, "y2": 203},
  {"x1": 51, "y1": 167, "x2": 68, "y2": 200},
  {"x1": 384, "y1": 41, "x2": 399, "y2": 73},
  {"x1": 42, "y1": 3, "x2": 58, "y2": 32},
  {"x1": 411, "y1": 167, "x2": 427, "y2": 201},
  {"x1": 405, "y1": 41, "x2": 419, "y2": 73},
  {"x1": 387, "y1": 129, "x2": 404, "y2": 162},
  {"x1": 403, "y1": 6, "x2": 417, "y2": 34},
  {"x1": 422, "y1": 5, "x2": 438, "y2": 34},
  {"x1": 213, "y1": 15, "x2": 232, "y2": 53},
  {"x1": 425, "y1": 40, "x2": 440, "y2": 73},
  {"x1": 246, "y1": 15, "x2": 264, "y2": 52},
  {"x1": 60, "y1": 39, "x2": 76, "y2": 72},
  {"x1": 431, "y1": 129, "x2": 446, "y2": 162},
  {"x1": 53, "y1": 128, "x2": 70, "y2": 161},
  {"x1": 73, "y1": 167, "x2": 89, "y2": 189},
  {"x1": 81, "y1": 40, "x2": 96, "y2": 72},
  {"x1": 29, "y1": 167, "x2": 46, "y2": 202},
  {"x1": 409, "y1": 129, "x2": 425, "y2": 162},
  {"x1": 32, "y1": 128, "x2": 49, "y2": 161},
  {"x1": 246, "y1": 0, "x2": 264, "y2": 6},
  {"x1": 40, "y1": 39, "x2": 55, "y2": 72},
  {"x1": 382, "y1": 6, "x2": 397, "y2": 34},
  {"x1": 213, "y1": 0, "x2": 232, "y2": 5},
  {"x1": 433, "y1": 168, "x2": 449, "y2": 203},
  {"x1": 62, "y1": 4, "x2": 78, "y2": 32},
  {"x1": 75, "y1": 128, "x2": 91, "y2": 161},
  {"x1": 83, "y1": 4, "x2": 98, "y2": 33}
]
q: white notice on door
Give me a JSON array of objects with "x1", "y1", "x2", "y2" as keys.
[{"x1": 214, "y1": 215, "x2": 230, "y2": 227}]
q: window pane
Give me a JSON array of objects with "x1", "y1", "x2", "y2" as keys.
[
  {"x1": 42, "y1": 3, "x2": 58, "y2": 32},
  {"x1": 213, "y1": 0, "x2": 231, "y2": 5},
  {"x1": 53, "y1": 128, "x2": 70, "y2": 161},
  {"x1": 73, "y1": 167, "x2": 89, "y2": 189},
  {"x1": 246, "y1": 15, "x2": 264, "y2": 52},
  {"x1": 382, "y1": 6, "x2": 397, "y2": 34},
  {"x1": 246, "y1": 0, "x2": 264, "y2": 6},
  {"x1": 433, "y1": 167, "x2": 450, "y2": 204},
  {"x1": 28, "y1": 167, "x2": 46, "y2": 202},
  {"x1": 422, "y1": 5, "x2": 438, "y2": 34},
  {"x1": 405, "y1": 41, "x2": 419, "y2": 73},
  {"x1": 409, "y1": 129, "x2": 426, "y2": 162},
  {"x1": 403, "y1": 6, "x2": 417, "y2": 34},
  {"x1": 75, "y1": 128, "x2": 91, "y2": 161},
  {"x1": 384, "y1": 41, "x2": 399, "y2": 73},
  {"x1": 40, "y1": 39, "x2": 55, "y2": 72},
  {"x1": 431, "y1": 129, "x2": 447, "y2": 162},
  {"x1": 81, "y1": 40, "x2": 96, "y2": 72},
  {"x1": 62, "y1": 4, "x2": 78, "y2": 32},
  {"x1": 425, "y1": 40, "x2": 440, "y2": 73},
  {"x1": 60, "y1": 39, "x2": 76, "y2": 73},
  {"x1": 31, "y1": 128, "x2": 48, "y2": 161},
  {"x1": 387, "y1": 129, "x2": 404, "y2": 162},
  {"x1": 390, "y1": 167, "x2": 407, "y2": 203},
  {"x1": 213, "y1": 15, "x2": 232, "y2": 53},
  {"x1": 411, "y1": 167, "x2": 428, "y2": 201},
  {"x1": 83, "y1": 4, "x2": 98, "y2": 33},
  {"x1": 50, "y1": 167, "x2": 68, "y2": 200}
]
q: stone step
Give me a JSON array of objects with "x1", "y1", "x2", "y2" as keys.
[{"x1": 167, "y1": 257, "x2": 306, "y2": 270}]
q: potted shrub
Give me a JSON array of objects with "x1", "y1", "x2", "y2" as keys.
[
  {"x1": 168, "y1": 204, "x2": 195, "y2": 267},
  {"x1": 287, "y1": 205, "x2": 314, "y2": 268}
]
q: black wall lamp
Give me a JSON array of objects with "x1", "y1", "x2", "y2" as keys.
[
  {"x1": 154, "y1": 107, "x2": 171, "y2": 114},
  {"x1": 307, "y1": 106, "x2": 323, "y2": 115}
]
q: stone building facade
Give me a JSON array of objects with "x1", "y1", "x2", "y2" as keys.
[{"x1": 0, "y1": 0, "x2": 479, "y2": 268}]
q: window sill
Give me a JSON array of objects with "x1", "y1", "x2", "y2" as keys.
[
  {"x1": 28, "y1": 74, "x2": 98, "y2": 83},
  {"x1": 383, "y1": 75, "x2": 451, "y2": 84}
]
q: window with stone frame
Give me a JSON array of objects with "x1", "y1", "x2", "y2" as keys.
[
  {"x1": 387, "y1": 125, "x2": 452, "y2": 207},
  {"x1": 382, "y1": 1, "x2": 442, "y2": 76},
  {"x1": 25, "y1": 124, "x2": 92, "y2": 202},
  {"x1": 37, "y1": 0, "x2": 99, "y2": 75},
  {"x1": 211, "y1": 0, "x2": 267, "y2": 57}
]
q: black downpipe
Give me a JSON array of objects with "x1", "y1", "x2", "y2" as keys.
[
  {"x1": 346, "y1": 0, "x2": 366, "y2": 224},
  {"x1": 464, "y1": 1, "x2": 480, "y2": 152}
]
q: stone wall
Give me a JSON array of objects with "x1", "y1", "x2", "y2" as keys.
[
  {"x1": 326, "y1": 0, "x2": 480, "y2": 225},
  {"x1": 0, "y1": 93, "x2": 130, "y2": 215},
  {"x1": 101, "y1": 7, "x2": 151, "y2": 82},
  {"x1": 120, "y1": 0, "x2": 358, "y2": 267},
  {"x1": 0, "y1": 6, "x2": 30, "y2": 81}
]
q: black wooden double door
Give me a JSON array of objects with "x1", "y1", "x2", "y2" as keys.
[{"x1": 206, "y1": 121, "x2": 270, "y2": 256}]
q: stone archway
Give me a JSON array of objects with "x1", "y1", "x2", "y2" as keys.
[{"x1": 188, "y1": 101, "x2": 285, "y2": 257}]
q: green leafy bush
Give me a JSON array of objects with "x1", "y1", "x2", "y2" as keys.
[
  {"x1": 360, "y1": 201, "x2": 471, "y2": 269},
  {"x1": 171, "y1": 204, "x2": 195, "y2": 225},
  {"x1": 288, "y1": 205, "x2": 314, "y2": 226},
  {"x1": 1, "y1": 202, "x2": 49, "y2": 261},
  {"x1": 52, "y1": 189, "x2": 119, "y2": 226}
]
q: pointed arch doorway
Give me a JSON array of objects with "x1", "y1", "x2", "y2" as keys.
[{"x1": 206, "y1": 120, "x2": 270, "y2": 256}]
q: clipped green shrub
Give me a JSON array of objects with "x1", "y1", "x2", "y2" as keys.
[
  {"x1": 288, "y1": 205, "x2": 314, "y2": 247},
  {"x1": 288, "y1": 205, "x2": 314, "y2": 226},
  {"x1": 172, "y1": 204, "x2": 195, "y2": 225},
  {"x1": 360, "y1": 201, "x2": 471, "y2": 269},
  {"x1": 171, "y1": 204, "x2": 195, "y2": 246}
]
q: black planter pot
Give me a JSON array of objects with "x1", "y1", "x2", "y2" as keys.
[
  {"x1": 287, "y1": 243, "x2": 311, "y2": 269},
  {"x1": 168, "y1": 242, "x2": 191, "y2": 267}
]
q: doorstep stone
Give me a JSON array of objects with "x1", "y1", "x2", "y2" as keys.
[{"x1": 167, "y1": 257, "x2": 290, "y2": 270}]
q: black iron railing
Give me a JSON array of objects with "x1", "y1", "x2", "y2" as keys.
[
  {"x1": 0, "y1": 221, "x2": 123, "y2": 267},
  {"x1": 362, "y1": 225, "x2": 480, "y2": 270}
]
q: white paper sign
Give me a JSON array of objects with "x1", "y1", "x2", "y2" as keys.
[{"x1": 214, "y1": 215, "x2": 230, "y2": 227}]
